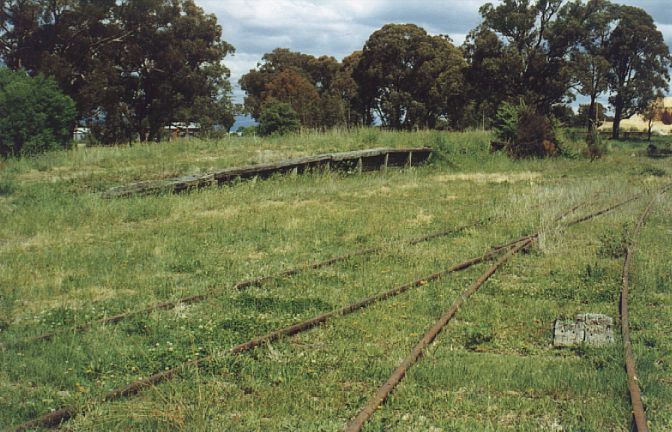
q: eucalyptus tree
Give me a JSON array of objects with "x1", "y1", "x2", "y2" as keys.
[
  {"x1": 605, "y1": 5, "x2": 671, "y2": 139},
  {"x1": 471, "y1": 0, "x2": 579, "y2": 114},
  {"x1": 560, "y1": 0, "x2": 617, "y2": 131},
  {"x1": 353, "y1": 23, "x2": 466, "y2": 130},
  {"x1": 0, "y1": 0, "x2": 235, "y2": 143}
]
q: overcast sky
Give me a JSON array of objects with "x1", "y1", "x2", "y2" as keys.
[{"x1": 198, "y1": 0, "x2": 672, "y2": 102}]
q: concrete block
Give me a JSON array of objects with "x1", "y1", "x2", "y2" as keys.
[{"x1": 553, "y1": 313, "x2": 614, "y2": 347}]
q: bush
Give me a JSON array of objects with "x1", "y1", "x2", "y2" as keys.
[
  {"x1": 494, "y1": 102, "x2": 560, "y2": 158},
  {"x1": 585, "y1": 128, "x2": 606, "y2": 160},
  {"x1": 258, "y1": 101, "x2": 300, "y2": 136},
  {"x1": 511, "y1": 108, "x2": 558, "y2": 159},
  {"x1": 236, "y1": 125, "x2": 258, "y2": 137},
  {"x1": 493, "y1": 102, "x2": 520, "y2": 144},
  {"x1": 0, "y1": 69, "x2": 76, "y2": 157}
]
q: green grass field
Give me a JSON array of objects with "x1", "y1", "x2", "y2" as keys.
[{"x1": 1, "y1": 129, "x2": 671, "y2": 431}]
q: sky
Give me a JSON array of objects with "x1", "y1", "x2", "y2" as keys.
[{"x1": 198, "y1": 0, "x2": 672, "y2": 103}]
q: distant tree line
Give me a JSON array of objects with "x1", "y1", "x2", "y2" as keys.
[
  {"x1": 0, "y1": 0, "x2": 670, "y2": 156},
  {"x1": 241, "y1": 0, "x2": 670, "y2": 141},
  {"x1": 0, "y1": 0, "x2": 234, "y2": 146}
]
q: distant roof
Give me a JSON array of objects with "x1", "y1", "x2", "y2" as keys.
[{"x1": 165, "y1": 122, "x2": 200, "y2": 129}]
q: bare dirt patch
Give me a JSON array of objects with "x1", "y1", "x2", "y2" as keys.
[{"x1": 434, "y1": 172, "x2": 542, "y2": 184}]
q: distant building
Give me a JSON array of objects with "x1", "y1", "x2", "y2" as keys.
[
  {"x1": 73, "y1": 127, "x2": 90, "y2": 141},
  {"x1": 164, "y1": 122, "x2": 201, "y2": 139}
]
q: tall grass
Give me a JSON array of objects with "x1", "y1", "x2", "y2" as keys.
[{"x1": 0, "y1": 129, "x2": 670, "y2": 430}]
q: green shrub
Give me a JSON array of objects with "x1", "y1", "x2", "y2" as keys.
[
  {"x1": 236, "y1": 125, "x2": 258, "y2": 136},
  {"x1": 464, "y1": 324, "x2": 494, "y2": 350},
  {"x1": 0, "y1": 69, "x2": 77, "y2": 157},
  {"x1": 640, "y1": 166, "x2": 667, "y2": 177},
  {"x1": 494, "y1": 102, "x2": 560, "y2": 158},
  {"x1": 258, "y1": 101, "x2": 300, "y2": 136},
  {"x1": 493, "y1": 101, "x2": 520, "y2": 144},
  {"x1": 0, "y1": 175, "x2": 15, "y2": 196}
]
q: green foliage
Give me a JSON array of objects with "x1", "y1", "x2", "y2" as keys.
[
  {"x1": 464, "y1": 324, "x2": 494, "y2": 350},
  {"x1": 466, "y1": 0, "x2": 579, "y2": 118},
  {"x1": 493, "y1": 102, "x2": 521, "y2": 144},
  {"x1": 240, "y1": 48, "x2": 365, "y2": 129},
  {"x1": 494, "y1": 102, "x2": 559, "y2": 158},
  {"x1": 512, "y1": 108, "x2": 559, "y2": 158},
  {"x1": 0, "y1": 174, "x2": 15, "y2": 196},
  {"x1": 564, "y1": 0, "x2": 615, "y2": 132},
  {"x1": 257, "y1": 102, "x2": 300, "y2": 136},
  {"x1": 597, "y1": 228, "x2": 628, "y2": 259},
  {"x1": 576, "y1": 104, "x2": 607, "y2": 129},
  {"x1": 640, "y1": 166, "x2": 667, "y2": 177},
  {"x1": 0, "y1": 69, "x2": 76, "y2": 158},
  {"x1": 236, "y1": 125, "x2": 258, "y2": 137},
  {"x1": 1, "y1": 0, "x2": 235, "y2": 144},
  {"x1": 607, "y1": 5, "x2": 671, "y2": 139},
  {"x1": 1, "y1": 130, "x2": 672, "y2": 429},
  {"x1": 550, "y1": 105, "x2": 576, "y2": 127},
  {"x1": 354, "y1": 23, "x2": 466, "y2": 130},
  {"x1": 585, "y1": 128, "x2": 607, "y2": 160}
]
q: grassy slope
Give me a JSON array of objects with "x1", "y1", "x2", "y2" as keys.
[{"x1": 0, "y1": 129, "x2": 670, "y2": 431}]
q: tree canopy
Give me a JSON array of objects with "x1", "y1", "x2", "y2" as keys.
[
  {"x1": 606, "y1": 4, "x2": 671, "y2": 138},
  {"x1": 465, "y1": 0, "x2": 580, "y2": 116},
  {"x1": 1, "y1": 0, "x2": 670, "y2": 148},
  {"x1": 0, "y1": 0, "x2": 235, "y2": 143},
  {"x1": 239, "y1": 48, "x2": 364, "y2": 129},
  {"x1": 353, "y1": 24, "x2": 466, "y2": 130}
]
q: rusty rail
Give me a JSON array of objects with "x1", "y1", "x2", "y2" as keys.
[
  {"x1": 11, "y1": 192, "x2": 645, "y2": 431},
  {"x1": 621, "y1": 187, "x2": 670, "y2": 432},
  {"x1": 566, "y1": 193, "x2": 642, "y2": 227},
  {"x1": 343, "y1": 189, "x2": 650, "y2": 431},
  {"x1": 24, "y1": 189, "x2": 616, "y2": 344},
  {"x1": 12, "y1": 236, "x2": 527, "y2": 431},
  {"x1": 344, "y1": 239, "x2": 533, "y2": 432},
  {"x1": 26, "y1": 223, "x2": 481, "y2": 344}
]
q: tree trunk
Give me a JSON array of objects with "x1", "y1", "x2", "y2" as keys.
[
  {"x1": 587, "y1": 96, "x2": 597, "y2": 132},
  {"x1": 612, "y1": 96, "x2": 623, "y2": 140}
]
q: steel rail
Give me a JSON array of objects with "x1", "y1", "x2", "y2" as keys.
[
  {"x1": 344, "y1": 239, "x2": 533, "y2": 432},
  {"x1": 22, "y1": 188, "x2": 617, "y2": 344},
  {"x1": 11, "y1": 235, "x2": 526, "y2": 431},
  {"x1": 621, "y1": 186, "x2": 670, "y2": 432},
  {"x1": 26, "y1": 223, "x2": 481, "y2": 344},
  {"x1": 10, "y1": 191, "x2": 644, "y2": 431},
  {"x1": 344, "y1": 190, "x2": 649, "y2": 431}
]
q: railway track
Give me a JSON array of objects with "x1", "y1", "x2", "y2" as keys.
[
  {"x1": 8, "y1": 192, "x2": 647, "y2": 431},
  {"x1": 24, "y1": 221, "x2": 484, "y2": 344},
  {"x1": 344, "y1": 187, "x2": 667, "y2": 432},
  {"x1": 620, "y1": 186, "x2": 670, "y2": 432}
]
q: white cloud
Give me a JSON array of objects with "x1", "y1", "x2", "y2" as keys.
[
  {"x1": 657, "y1": 23, "x2": 672, "y2": 46},
  {"x1": 202, "y1": 0, "x2": 672, "y2": 102}
]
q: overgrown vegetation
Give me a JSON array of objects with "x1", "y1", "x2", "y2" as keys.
[
  {"x1": 1, "y1": 0, "x2": 669, "y2": 150},
  {"x1": 0, "y1": 130, "x2": 671, "y2": 430},
  {"x1": 258, "y1": 101, "x2": 301, "y2": 136},
  {"x1": 0, "y1": 69, "x2": 76, "y2": 157},
  {"x1": 493, "y1": 103, "x2": 559, "y2": 158}
]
